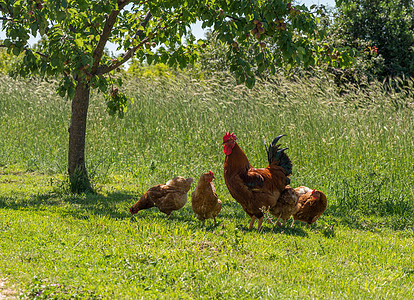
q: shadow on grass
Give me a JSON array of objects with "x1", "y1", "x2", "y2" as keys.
[
  {"x1": 128, "y1": 198, "x2": 248, "y2": 222},
  {"x1": 2, "y1": 191, "x2": 412, "y2": 233},
  {"x1": 126, "y1": 201, "x2": 306, "y2": 235},
  {"x1": 0, "y1": 190, "x2": 138, "y2": 220},
  {"x1": 234, "y1": 223, "x2": 309, "y2": 237},
  {"x1": 325, "y1": 204, "x2": 414, "y2": 231}
]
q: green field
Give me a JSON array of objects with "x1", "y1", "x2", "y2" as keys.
[{"x1": 1, "y1": 74, "x2": 413, "y2": 299}]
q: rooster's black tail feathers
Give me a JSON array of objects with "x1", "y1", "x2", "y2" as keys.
[{"x1": 266, "y1": 134, "x2": 292, "y2": 177}]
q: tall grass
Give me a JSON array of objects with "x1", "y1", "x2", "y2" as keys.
[
  {"x1": 1, "y1": 73, "x2": 414, "y2": 299},
  {"x1": 1, "y1": 73, "x2": 413, "y2": 223}
]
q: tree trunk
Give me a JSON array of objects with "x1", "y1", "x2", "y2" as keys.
[{"x1": 68, "y1": 80, "x2": 93, "y2": 193}]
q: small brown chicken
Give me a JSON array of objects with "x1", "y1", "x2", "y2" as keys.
[
  {"x1": 269, "y1": 186, "x2": 299, "y2": 227},
  {"x1": 291, "y1": 186, "x2": 327, "y2": 227},
  {"x1": 191, "y1": 171, "x2": 222, "y2": 225},
  {"x1": 130, "y1": 176, "x2": 194, "y2": 217}
]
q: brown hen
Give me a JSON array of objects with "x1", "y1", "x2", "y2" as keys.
[
  {"x1": 191, "y1": 171, "x2": 222, "y2": 225},
  {"x1": 130, "y1": 176, "x2": 194, "y2": 217},
  {"x1": 269, "y1": 186, "x2": 299, "y2": 227},
  {"x1": 291, "y1": 186, "x2": 327, "y2": 227}
]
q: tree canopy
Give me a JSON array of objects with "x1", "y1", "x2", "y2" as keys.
[{"x1": 1, "y1": 1, "x2": 329, "y2": 91}]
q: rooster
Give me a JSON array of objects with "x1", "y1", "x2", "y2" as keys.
[
  {"x1": 291, "y1": 186, "x2": 327, "y2": 227},
  {"x1": 130, "y1": 176, "x2": 194, "y2": 217},
  {"x1": 222, "y1": 132, "x2": 292, "y2": 231},
  {"x1": 191, "y1": 171, "x2": 222, "y2": 225}
]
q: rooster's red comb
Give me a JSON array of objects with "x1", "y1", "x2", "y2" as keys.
[
  {"x1": 208, "y1": 170, "x2": 214, "y2": 177},
  {"x1": 311, "y1": 189, "x2": 316, "y2": 194},
  {"x1": 223, "y1": 131, "x2": 237, "y2": 143}
]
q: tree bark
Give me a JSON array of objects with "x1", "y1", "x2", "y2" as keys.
[{"x1": 68, "y1": 80, "x2": 93, "y2": 193}]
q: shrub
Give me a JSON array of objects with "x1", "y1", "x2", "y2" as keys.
[{"x1": 333, "y1": 0, "x2": 414, "y2": 80}]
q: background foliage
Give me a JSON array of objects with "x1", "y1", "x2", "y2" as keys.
[{"x1": 332, "y1": 0, "x2": 414, "y2": 80}]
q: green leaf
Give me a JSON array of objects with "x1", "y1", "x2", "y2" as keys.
[
  {"x1": 246, "y1": 76, "x2": 255, "y2": 88},
  {"x1": 98, "y1": 77, "x2": 108, "y2": 93},
  {"x1": 74, "y1": 39, "x2": 84, "y2": 48}
]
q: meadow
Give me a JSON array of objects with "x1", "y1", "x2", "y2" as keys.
[{"x1": 0, "y1": 72, "x2": 413, "y2": 299}]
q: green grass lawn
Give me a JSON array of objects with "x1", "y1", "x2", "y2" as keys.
[{"x1": 1, "y1": 74, "x2": 414, "y2": 298}]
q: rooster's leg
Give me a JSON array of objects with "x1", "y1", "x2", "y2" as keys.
[
  {"x1": 290, "y1": 220, "x2": 295, "y2": 228},
  {"x1": 257, "y1": 216, "x2": 264, "y2": 233},
  {"x1": 275, "y1": 213, "x2": 282, "y2": 227},
  {"x1": 275, "y1": 218, "x2": 282, "y2": 227},
  {"x1": 248, "y1": 216, "x2": 256, "y2": 230}
]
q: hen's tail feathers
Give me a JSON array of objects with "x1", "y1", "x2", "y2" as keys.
[{"x1": 266, "y1": 134, "x2": 292, "y2": 177}]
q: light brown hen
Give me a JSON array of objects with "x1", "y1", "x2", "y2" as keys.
[
  {"x1": 191, "y1": 171, "x2": 222, "y2": 224},
  {"x1": 130, "y1": 176, "x2": 194, "y2": 217}
]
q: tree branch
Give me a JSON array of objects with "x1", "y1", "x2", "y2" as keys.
[
  {"x1": 133, "y1": 9, "x2": 153, "y2": 40},
  {"x1": 96, "y1": 36, "x2": 150, "y2": 75},
  {"x1": 96, "y1": 10, "x2": 153, "y2": 75},
  {"x1": 91, "y1": 0, "x2": 131, "y2": 74},
  {"x1": 225, "y1": 14, "x2": 244, "y2": 22}
]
